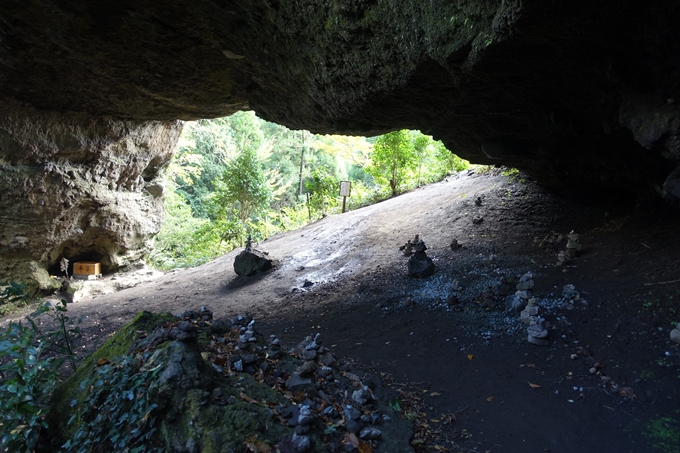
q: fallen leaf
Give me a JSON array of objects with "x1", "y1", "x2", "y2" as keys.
[
  {"x1": 430, "y1": 392, "x2": 441, "y2": 396},
  {"x1": 358, "y1": 441, "x2": 373, "y2": 453},
  {"x1": 239, "y1": 392, "x2": 259, "y2": 404},
  {"x1": 486, "y1": 396, "x2": 494, "y2": 402},
  {"x1": 467, "y1": 354, "x2": 474, "y2": 361},
  {"x1": 244, "y1": 436, "x2": 272, "y2": 453},
  {"x1": 96, "y1": 358, "x2": 110, "y2": 366},
  {"x1": 343, "y1": 432, "x2": 360, "y2": 448},
  {"x1": 528, "y1": 382, "x2": 541, "y2": 389}
]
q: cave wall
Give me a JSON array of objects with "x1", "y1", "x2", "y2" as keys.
[
  {"x1": 0, "y1": 97, "x2": 181, "y2": 286},
  {"x1": 2, "y1": 1, "x2": 680, "y2": 283}
]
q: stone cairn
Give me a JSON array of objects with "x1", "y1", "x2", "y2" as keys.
[
  {"x1": 505, "y1": 272, "x2": 549, "y2": 346},
  {"x1": 557, "y1": 230, "x2": 582, "y2": 266},
  {"x1": 213, "y1": 314, "x2": 402, "y2": 452},
  {"x1": 505, "y1": 271, "x2": 534, "y2": 314},
  {"x1": 399, "y1": 234, "x2": 435, "y2": 277},
  {"x1": 408, "y1": 240, "x2": 435, "y2": 278},
  {"x1": 399, "y1": 234, "x2": 420, "y2": 256},
  {"x1": 534, "y1": 230, "x2": 582, "y2": 266}
]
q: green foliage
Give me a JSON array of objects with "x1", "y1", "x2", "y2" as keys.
[
  {"x1": 62, "y1": 353, "x2": 163, "y2": 453},
  {"x1": 151, "y1": 113, "x2": 468, "y2": 271},
  {"x1": 147, "y1": 188, "x2": 227, "y2": 270},
  {"x1": 501, "y1": 167, "x2": 525, "y2": 183},
  {"x1": 0, "y1": 321, "x2": 56, "y2": 453},
  {"x1": 645, "y1": 414, "x2": 680, "y2": 453},
  {"x1": 305, "y1": 167, "x2": 339, "y2": 219},
  {"x1": 0, "y1": 300, "x2": 83, "y2": 453},
  {"x1": 31, "y1": 301, "x2": 83, "y2": 371},
  {"x1": 344, "y1": 180, "x2": 383, "y2": 211},
  {"x1": 213, "y1": 147, "x2": 271, "y2": 245},
  {"x1": 0, "y1": 281, "x2": 30, "y2": 316},
  {"x1": 368, "y1": 130, "x2": 418, "y2": 197},
  {"x1": 1, "y1": 281, "x2": 26, "y2": 304}
]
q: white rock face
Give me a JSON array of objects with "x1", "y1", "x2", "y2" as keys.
[{"x1": 0, "y1": 97, "x2": 183, "y2": 287}]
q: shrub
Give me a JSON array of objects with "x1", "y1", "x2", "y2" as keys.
[
  {"x1": 0, "y1": 300, "x2": 84, "y2": 452},
  {"x1": 0, "y1": 320, "x2": 57, "y2": 452}
]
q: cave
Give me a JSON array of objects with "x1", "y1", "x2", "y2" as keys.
[{"x1": 1, "y1": 1, "x2": 680, "y2": 285}]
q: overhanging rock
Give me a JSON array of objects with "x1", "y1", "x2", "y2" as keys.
[{"x1": 2, "y1": 1, "x2": 680, "y2": 282}]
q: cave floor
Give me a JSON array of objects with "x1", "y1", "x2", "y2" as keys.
[{"x1": 12, "y1": 171, "x2": 680, "y2": 453}]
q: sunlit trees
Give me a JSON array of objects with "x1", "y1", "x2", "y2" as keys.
[
  {"x1": 213, "y1": 147, "x2": 271, "y2": 246},
  {"x1": 150, "y1": 114, "x2": 468, "y2": 270},
  {"x1": 305, "y1": 167, "x2": 339, "y2": 219},
  {"x1": 368, "y1": 130, "x2": 418, "y2": 197}
]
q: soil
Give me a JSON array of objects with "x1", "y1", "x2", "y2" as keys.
[{"x1": 6, "y1": 171, "x2": 680, "y2": 453}]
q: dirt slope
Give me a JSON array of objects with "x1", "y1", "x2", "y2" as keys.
[{"x1": 10, "y1": 171, "x2": 680, "y2": 453}]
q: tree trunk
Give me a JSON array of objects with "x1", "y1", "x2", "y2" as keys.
[{"x1": 298, "y1": 131, "x2": 306, "y2": 197}]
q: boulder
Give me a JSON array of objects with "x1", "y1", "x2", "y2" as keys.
[
  {"x1": 233, "y1": 248, "x2": 275, "y2": 276},
  {"x1": 47, "y1": 311, "x2": 290, "y2": 453}
]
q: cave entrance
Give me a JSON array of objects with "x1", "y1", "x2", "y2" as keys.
[{"x1": 47, "y1": 247, "x2": 109, "y2": 277}]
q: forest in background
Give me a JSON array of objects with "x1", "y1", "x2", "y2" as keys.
[{"x1": 148, "y1": 111, "x2": 469, "y2": 269}]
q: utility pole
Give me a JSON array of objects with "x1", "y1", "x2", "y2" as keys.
[{"x1": 298, "y1": 131, "x2": 305, "y2": 198}]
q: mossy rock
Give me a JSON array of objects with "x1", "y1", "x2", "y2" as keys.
[
  {"x1": 46, "y1": 311, "x2": 295, "y2": 453},
  {"x1": 46, "y1": 311, "x2": 175, "y2": 448}
]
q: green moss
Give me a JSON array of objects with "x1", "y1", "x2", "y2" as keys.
[
  {"x1": 230, "y1": 373, "x2": 287, "y2": 405},
  {"x1": 47, "y1": 311, "x2": 175, "y2": 444},
  {"x1": 160, "y1": 388, "x2": 291, "y2": 452},
  {"x1": 645, "y1": 414, "x2": 680, "y2": 453}
]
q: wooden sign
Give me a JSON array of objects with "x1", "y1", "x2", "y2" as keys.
[
  {"x1": 340, "y1": 181, "x2": 351, "y2": 197},
  {"x1": 340, "y1": 181, "x2": 351, "y2": 213}
]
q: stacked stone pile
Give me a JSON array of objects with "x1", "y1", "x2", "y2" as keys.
[
  {"x1": 135, "y1": 309, "x2": 413, "y2": 452},
  {"x1": 534, "y1": 230, "x2": 582, "y2": 266},
  {"x1": 505, "y1": 272, "x2": 534, "y2": 314},
  {"x1": 561, "y1": 284, "x2": 587, "y2": 310},
  {"x1": 521, "y1": 298, "x2": 549, "y2": 346},
  {"x1": 399, "y1": 234, "x2": 420, "y2": 256},
  {"x1": 557, "y1": 231, "x2": 582, "y2": 266},
  {"x1": 406, "y1": 239, "x2": 435, "y2": 278}
]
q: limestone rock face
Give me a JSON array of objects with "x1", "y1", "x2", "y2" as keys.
[{"x1": 0, "y1": 98, "x2": 182, "y2": 285}]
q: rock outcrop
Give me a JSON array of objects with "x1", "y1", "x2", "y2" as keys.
[
  {"x1": 2, "y1": 1, "x2": 680, "y2": 281},
  {"x1": 0, "y1": 98, "x2": 181, "y2": 286},
  {"x1": 48, "y1": 310, "x2": 413, "y2": 452}
]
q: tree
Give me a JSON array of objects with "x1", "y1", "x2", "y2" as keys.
[
  {"x1": 368, "y1": 130, "x2": 417, "y2": 197},
  {"x1": 213, "y1": 147, "x2": 271, "y2": 245},
  {"x1": 305, "y1": 167, "x2": 338, "y2": 219}
]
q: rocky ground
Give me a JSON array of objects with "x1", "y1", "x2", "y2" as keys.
[{"x1": 6, "y1": 170, "x2": 680, "y2": 452}]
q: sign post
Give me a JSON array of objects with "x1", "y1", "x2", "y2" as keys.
[{"x1": 339, "y1": 181, "x2": 351, "y2": 213}]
